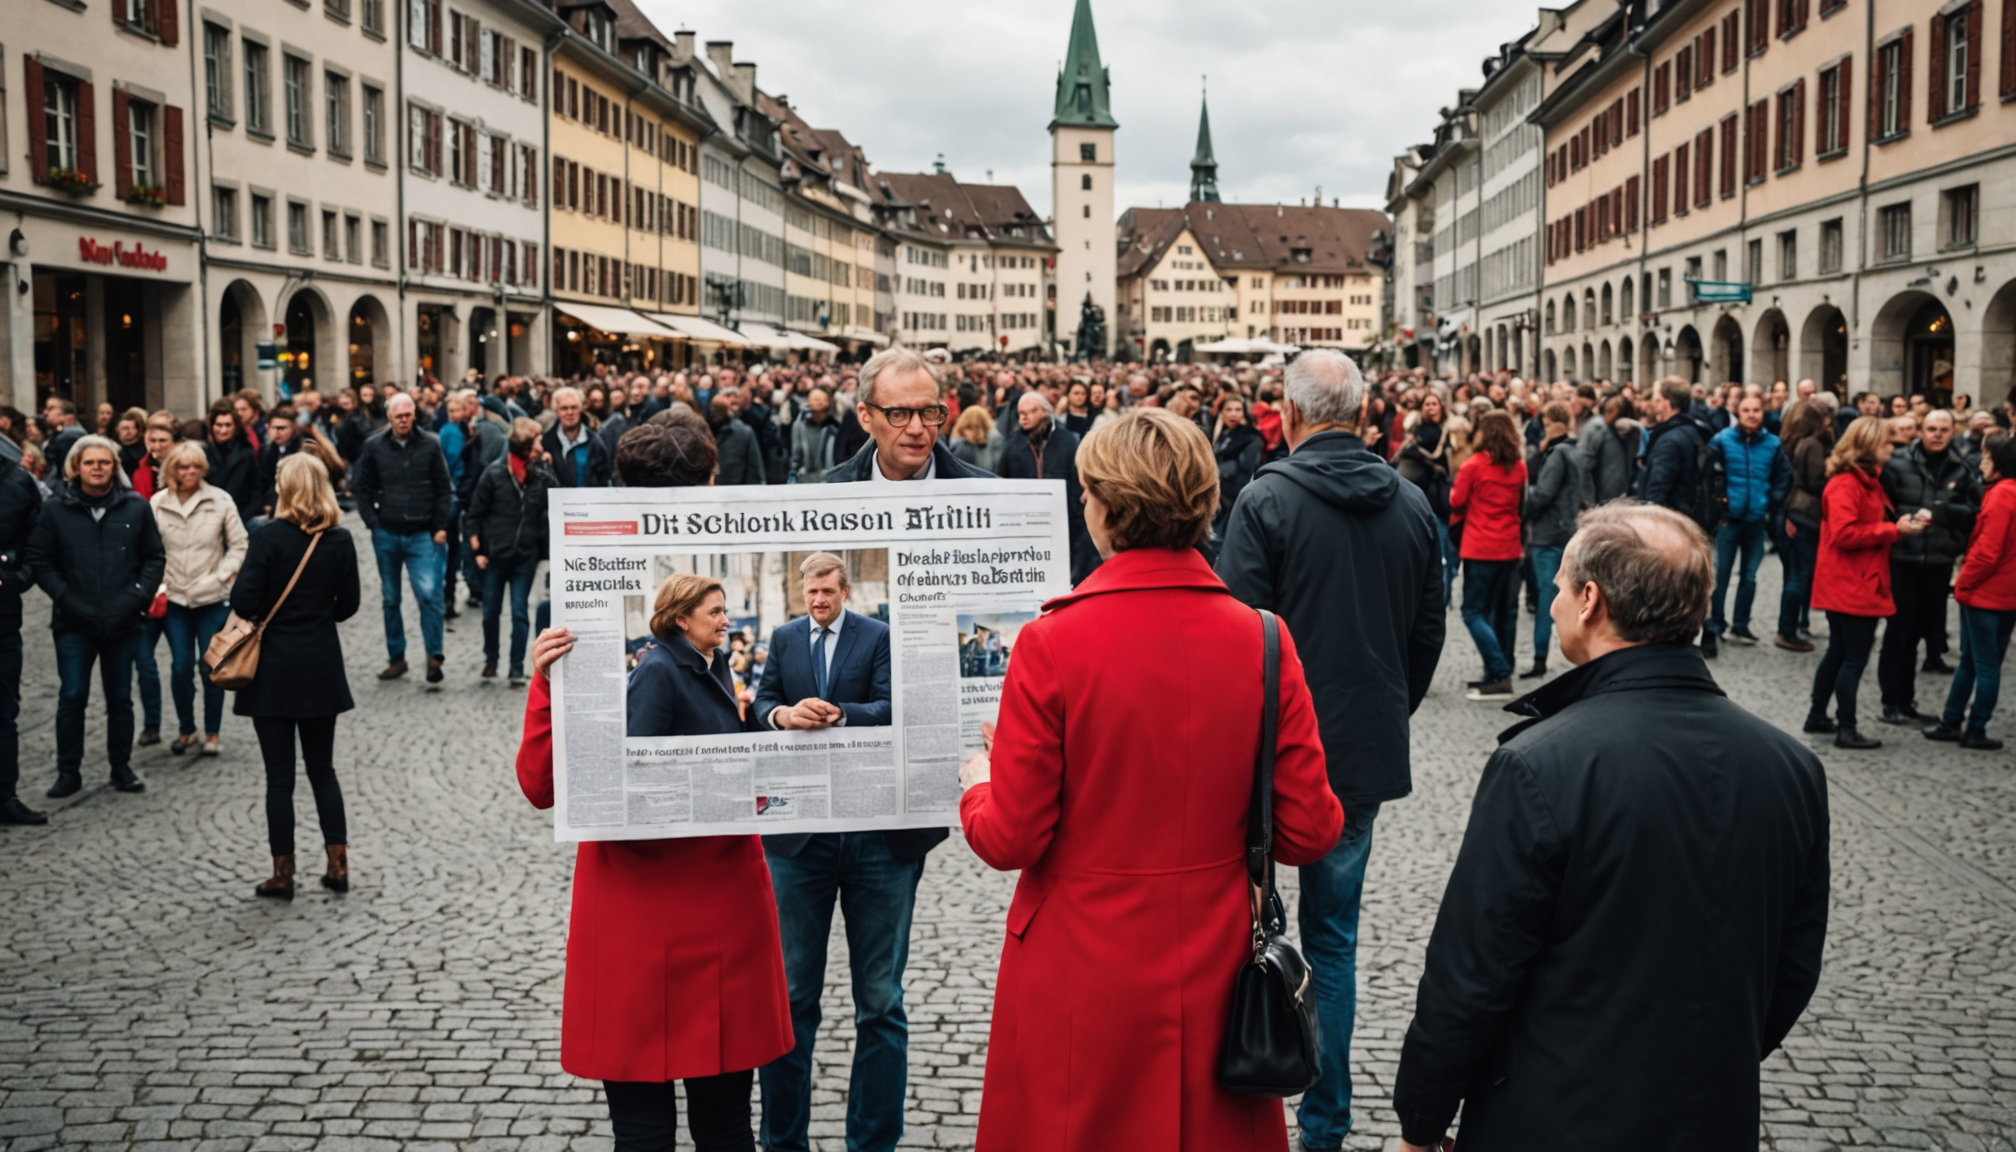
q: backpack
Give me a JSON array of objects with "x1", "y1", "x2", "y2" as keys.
[{"x1": 1690, "y1": 426, "x2": 1728, "y2": 533}]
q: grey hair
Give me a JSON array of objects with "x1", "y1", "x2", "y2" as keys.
[
  {"x1": 1018, "y1": 390, "x2": 1055, "y2": 417},
  {"x1": 1284, "y1": 349, "x2": 1367, "y2": 427},
  {"x1": 1812, "y1": 391, "x2": 1841, "y2": 414},
  {"x1": 1560, "y1": 501, "x2": 1712, "y2": 644},
  {"x1": 858, "y1": 347, "x2": 940, "y2": 408},
  {"x1": 62, "y1": 434, "x2": 131, "y2": 487}
]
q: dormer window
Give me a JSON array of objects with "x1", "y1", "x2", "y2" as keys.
[{"x1": 1292, "y1": 248, "x2": 1312, "y2": 263}]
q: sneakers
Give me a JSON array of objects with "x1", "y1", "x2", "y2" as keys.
[
  {"x1": 426, "y1": 655, "x2": 445, "y2": 684},
  {"x1": 1699, "y1": 631, "x2": 1718, "y2": 658},
  {"x1": 1961, "y1": 730, "x2": 2005, "y2": 751},
  {"x1": 1834, "y1": 728, "x2": 1883, "y2": 750},
  {"x1": 508, "y1": 674, "x2": 527, "y2": 688},
  {"x1": 379, "y1": 660, "x2": 409, "y2": 680},
  {"x1": 1728, "y1": 626, "x2": 1760, "y2": 645},
  {"x1": 1466, "y1": 678, "x2": 1514, "y2": 701},
  {"x1": 1773, "y1": 634, "x2": 1816, "y2": 652}
]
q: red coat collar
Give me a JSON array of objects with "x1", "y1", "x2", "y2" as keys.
[{"x1": 1040, "y1": 547, "x2": 1228, "y2": 612}]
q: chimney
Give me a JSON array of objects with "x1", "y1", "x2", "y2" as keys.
[
  {"x1": 705, "y1": 40, "x2": 735, "y2": 82},
  {"x1": 1314, "y1": 185, "x2": 1322, "y2": 206},
  {"x1": 733, "y1": 62, "x2": 757, "y2": 103},
  {"x1": 673, "y1": 31, "x2": 694, "y2": 61}
]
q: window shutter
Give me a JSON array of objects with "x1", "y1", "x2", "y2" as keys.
[
  {"x1": 113, "y1": 88, "x2": 132, "y2": 196},
  {"x1": 1838, "y1": 56, "x2": 1853, "y2": 150},
  {"x1": 78, "y1": 81, "x2": 99, "y2": 185},
  {"x1": 26, "y1": 56, "x2": 47, "y2": 182},
  {"x1": 158, "y1": 0, "x2": 179, "y2": 45},
  {"x1": 164, "y1": 104, "x2": 184, "y2": 203},
  {"x1": 1870, "y1": 41, "x2": 1883, "y2": 136},
  {"x1": 2003, "y1": 0, "x2": 2016, "y2": 99},
  {"x1": 429, "y1": 0, "x2": 441, "y2": 56},
  {"x1": 1930, "y1": 13, "x2": 1949, "y2": 116},
  {"x1": 1900, "y1": 28, "x2": 1914, "y2": 126},
  {"x1": 1966, "y1": 0, "x2": 1983, "y2": 108},
  {"x1": 1792, "y1": 79, "x2": 1805, "y2": 165}
]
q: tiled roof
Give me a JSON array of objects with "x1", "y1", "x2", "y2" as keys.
[{"x1": 1118, "y1": 201, "x2": 1387, "y2": 279}]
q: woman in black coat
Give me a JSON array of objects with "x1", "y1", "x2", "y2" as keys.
[
  {"x1": 1211, "y1": 395, "x2": 1265, "y2": 532},
  {"x1": 627, "y1": 574, "x2": 756, "y2": 738},
  {"x1": 231, "y1": 453, "x2": 361, "y2": 900},
  {"x1": 203, "y1": 407, "x2": 262, "y2": 523}
]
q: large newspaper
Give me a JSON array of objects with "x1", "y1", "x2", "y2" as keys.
[{"x1": 546, "y1": 480, "x2": 1071, "y2": 841}]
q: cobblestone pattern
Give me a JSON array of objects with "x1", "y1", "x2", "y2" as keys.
[{"x1": 0, "y1": 524, "x2": 2012, "y2": 1151}]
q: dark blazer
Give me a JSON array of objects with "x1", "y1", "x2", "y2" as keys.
[
  {"x1": 204, "y1": 437, "x2": 262, "y2": 522},
  {"x1": 752, "y1": 610, "x2": 891, "y2": 729},
  {"x1": 822, "y1": 438, "x2": 993, "y2": 483},
  {"x1": 1001, "y1": 424, "x2": 1100, "y2": 584},
  {"x1": 229, "y1": 522, "x2": 362, "y2": 718},
  {"x1": 1391, "y1": 643, "x2": 1830, "y2": 1150},
  {"x1": 626, "y1": 636, "x2": 752, "y2": 737}
]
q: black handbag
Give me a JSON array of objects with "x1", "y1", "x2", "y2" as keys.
[{"x1": 1217, "y1": 609, "x2": 1323, "y2": 1098}]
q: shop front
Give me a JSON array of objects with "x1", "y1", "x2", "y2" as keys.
[{"x1": 552, "y1": 302, "x2": 681, "y2": 376}]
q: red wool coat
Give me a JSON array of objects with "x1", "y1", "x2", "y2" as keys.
[
  {"x1": 515, "y1": 675, "x2": 794, "y2": 1083},
  {"x1": 1812, "y1": 466, "x2": 1901, "y2": 618},
  {"x1": 1449, "y1": 453, "x2": 1527, "y2": 561},
  {"x1": 960, "y1": 548, "x2": 1344, "y2": 1152},
  {"x1": 1957, "y1": 478, "x2": 2016, "y2": 611}
]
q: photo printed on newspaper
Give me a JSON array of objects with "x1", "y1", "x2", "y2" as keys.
[{"x1": 546, "y1": 480, "x2": 1070, "y2": 841}]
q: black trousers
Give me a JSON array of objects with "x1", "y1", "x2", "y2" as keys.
[
  {"x1": 252, "y1": 715, "x2": 345, "y2": 856},
  {"x1": 1877, "y1": 561, "x2": 1954, "y2": 708},
  {"x1": 604, "y1": 1073, "x2": 755, "y2": 1152},
  {"x1": 1812, "y1": 611, "x2": 1881, "y2": 730},
  {"x1": 0, "y1": 630, "x2": 19, "y2": 801}
]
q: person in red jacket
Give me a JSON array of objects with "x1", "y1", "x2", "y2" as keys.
[
  {"x1": 1807, "y1": 416, "x2": 1926, "y2": 749},
  {"x1": 1925, "y1": 430, "x2": 2016, "y2": 749},
  {"x1": 515, "y1": 414, "x2": 793, "y2": 1152},
  {"x1": 1450, "y1": 409, "x2": 1529, "y2": 700},
  {"x1": 958, "y1": 408, "x2": 1343, "y2": 1152}
]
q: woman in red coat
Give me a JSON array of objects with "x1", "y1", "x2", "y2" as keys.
[
  {"x1": 516, "y1": 414, "x2": 792, "y2": 1152},
  {"x1": 958, "y1": 408, "x2": 1344, "y2": 1152},
  {"x1": 1449, "y1": 408, "x2": 1528, "y2": 699},
  {"x1": 1926, "y1": 430, "x2": 2016, "y2": 749},
  {"x1": 1808, "y1": 415, "x2": 1925, "y2": 750}
]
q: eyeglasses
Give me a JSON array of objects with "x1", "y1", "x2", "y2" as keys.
[{"x1": 862, "y1": 402, "x2": 948, "y2": 428}]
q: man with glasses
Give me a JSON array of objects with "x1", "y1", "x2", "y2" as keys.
[{"x1": 759, "y1": 347, "x2": 984, "y2": 1152}]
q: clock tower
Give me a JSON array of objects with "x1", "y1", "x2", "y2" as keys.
[{"x1": 1050, "y1": 0, "x2": 1116, "y2": 358}]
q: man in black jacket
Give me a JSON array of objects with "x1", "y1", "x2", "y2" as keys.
[
  {"x1": 708, "y1": 392, "x2": 765, "y2": 485},
  {"x1": 1394, "y1": 503, "x2": 1829, "y2": 1152},
  {"x1": 540, "y1": 386, "x2": 612, "y2": 488},
  {"x1": 1876, "y1": 409, "x2": 1981, "y2": 722},
  {"x1": 352, "y1": 393, "x2": 454, "y2": 683},
  {"x1": 1214, "y1": 347, "x2": 1443, "y2": 1150},
  {"x1": 999, "y1": 392, "x2": 1098, "y2": 584},
  {"x1": 759, "y1": 347, "x2": 988, "y2": 1152},
  {"x1": 0, "y1": 438, "x2": 43, "y2": 823},
  {"x1": 26, "y1": 436, "x2": 167, "y2": 800},
  {"x1": 1633, "y1": 376, "x2": 1708, "y2": 515},
  {"x1": 466, "y1": 419, "x2": 554, "y2": 686}
]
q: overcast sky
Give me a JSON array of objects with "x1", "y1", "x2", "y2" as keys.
[{"x1": 637, "y1": 0, "x2": 1539, "y2": 220}]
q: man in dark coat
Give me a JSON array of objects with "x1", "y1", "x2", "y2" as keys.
[
  {"x1": 708, "y1": 393, "x2": 765, "y2": 485},
  {"x1": 352, "y1": 393, "x2": 455, "y2": 683},
  {"x1": 1214, "y1": 348, "x2": 1444, "y2": 1149},
  {"x1": 1633, "y1": 376, "x2": 1708, "y2": 514},
  {"x1": 540, "y1": 386, "x2": 613, "y2": 488},
  {"x1": 1393, "y1": 503, "x2": 1829, "y2": 1152},
  {"x1": 759, "y1": 347, "x2": 988, "y2": 1152},
  {"x1": 26, "y1": 435, "x2": 166, "y2": 799},
  {"x1": 1876, "y1": 409, "x2": 1982, "y2": 721},
  {"x1": 999, "y1": 392, "x2": 1098, "y2": 584},
  {"x1": 467, "y1": 420, "x2": 555, "y2": 685},
  {"x1": 0, "y1": 438, "x2": 43, "y2": 823}
]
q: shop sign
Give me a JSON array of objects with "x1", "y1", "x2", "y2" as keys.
[{"x1": 77, "y1": 237, "x2": 169, "y2": 273}]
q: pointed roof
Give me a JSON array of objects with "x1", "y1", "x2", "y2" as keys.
[
  {"x1": 1189, "y1": 92, "x2": 1220, "y2": 203},
  {"x1": 1051, "y1": 0, "x2": 1118, "y2": 131}
]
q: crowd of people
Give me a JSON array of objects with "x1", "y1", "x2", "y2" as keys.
[{"x1": 2, "y1": 339, "x2": 2007, "y2": 1150}]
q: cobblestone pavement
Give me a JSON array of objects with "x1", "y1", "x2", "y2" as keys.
[{"x1": 2, "y1": 525, "x2": 2013, "y2": 1151}]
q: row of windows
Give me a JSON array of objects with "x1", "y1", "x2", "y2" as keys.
[
  {"x1": 903, "y1": 277, "x2": 947, "y2": 297},
  {"x1": 903, "y1": 245, "x2": 949, "y2": 268},
  {"x1": 785, "y1": 296, "x2": 851, "y2": 328},
  {"x1": 905, "y1": 312, "x2": 947, "y2": 331},
  {"x1": 1275, "y1": 299, "x2": 1347, "y2": 315},
  {"x1": 197, "y1": 25, "x2": 387, "y2": 165},
  {"x1": 700, "y1": 154, "x2": 782, "y2": 212},
  {"x1": 701, "y1": 275, "x2": 785, "y2": 318},
  {"x1": 1148, "y1": 278, "x2": 1226, "y2": 293},
  {"x1": 406, "y1": 219, "x2": 534, "y2": 286},
  {"x1": 696, "y1": 211, "x2": 787, "y2": 266},
  {"x1": 408, "y1": 1, "x2": 537, "y2": 103},
  {"x1": 1149, "y1": 306, "x2": 1229, "y2": 323},
  {"x1": 553, "y1": 69, "x2": 698, "y2": 173},
  {"x1": 549, "y1": 157, "x2": 693, "y2": 238}
]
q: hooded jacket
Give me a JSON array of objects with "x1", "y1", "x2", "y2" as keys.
[
  {"x1": 1216, "y1": 430, "x2": 1445, "y2": 806},
  {"x1": 1525, "y1": 435, "x2": 1591, "y2": 549}
]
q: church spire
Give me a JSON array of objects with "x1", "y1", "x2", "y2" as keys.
[
  {"x1": 1190, "y1": 82, "x2": 1220, "y2": 203},
  {"x1": 1051, "y1": 0, "x2": 1118, "y2": 130}
]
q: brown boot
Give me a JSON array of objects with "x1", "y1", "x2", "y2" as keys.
[
  {"x1": 255, "y1": 855, "x2": 295, "y2": 900},
  {"x1": 322, "y1": 844, "x2": 349, "y2": 893},
  {"x1": 378, "y1": 660, "x2": 409, "y2": 680}
]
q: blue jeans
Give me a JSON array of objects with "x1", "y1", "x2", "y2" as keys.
[
  {"x1": 54, "y1": 629, "x2": 143, "y2": 774},
  {"x1": 372, "y1": 528, "x2": 446, "y2": 663},
  {"x1": 1460, "y1": 558, "x2": 1519, "y2": 683},
  {"x1": 162, "y1": 601, "x2": 232, "y2": 736},
  {"x1": 1941, "y1": 605, "x2": 2016, "y2": 734},
  {"x1": 1777, "y1": 514, "x2": 1820, "y2": 639},
  {"x1": 1435, "y1": 520, "x2": 1458, "y2": 607},
  {"x1": 1295, "y1": 801, "x2": 1381, "y2": 1149},
  {"x1": 1529, "y1": 545, "x2": 1564, "y2": 664},
  {"x1": 1709, "y1": 519, "x2": 1768, "y2": 635},
  {"x1": 137, "y1": 616, "x2": 163, "y2": 729},
  {"x1": 761, "y1": 833, "x2": 925, "y2": 1152},
  {"x1": 481, "y1": 558, "x2": 538, "y2": 677}
]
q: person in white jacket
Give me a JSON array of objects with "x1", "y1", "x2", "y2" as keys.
[{"x1": 151, "y1": 440, "x2": 249, "y2": 756}]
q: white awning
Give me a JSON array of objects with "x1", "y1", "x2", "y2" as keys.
[
  {"x1": 788, "y1": 331, "x2": 840, "y2": 353},
  {"x1": 648, "y1": 312, "x2": 753, "y2": 346},
  {"x1": 553, "y1": 302, "x2": 680, "y2": 338},
  {"x1": 735, "y1": 322, "x2": 799, "y2": 350},
  {"x1": 847, "y1": 326, "x2": 890, "y2": 347}
]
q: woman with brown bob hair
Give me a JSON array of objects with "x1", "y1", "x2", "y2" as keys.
[{"x1": 956, "y1": 406, "x2": 1342, "y2": 1150}]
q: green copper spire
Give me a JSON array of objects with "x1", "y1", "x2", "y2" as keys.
[
  {"x1": 1051, "y1": 0, "x2": 1118, "y2": 130},
  {"x1": 1190, "y1": 85, "x2": 1220, "y2": 202}
]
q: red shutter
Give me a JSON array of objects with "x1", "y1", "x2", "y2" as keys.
[
  {"x1": 77, "y1": 80, "x2": 99, "y2": 185},
  {"x1": 158, "y1": 0, "x2": 178, "y2": 46},
  {"x1": 428, "y1": 0, "x2": 441, "y2": 55},
  {"x1": 164, "y1": 104, "x2": 184, "y2": 204},
  {"x1": 1838, "y1": 56, "x2": 1852, "y2": 151},
  {"x1": 1966, "y1": 0, "x2": 1983, "y2": 108},
  {"x1": 1702, "y1": 28, "x2": 1717, "y2": 85},
  {"x1": 2003, "y1": 0, "x2": 2016, "y2": 99},
  {"x1": 25, "y1": 56, "x2": 47, "y2": 182},
  {"x1": 1627, "y1": 175, "x2": 1641, "y2": 230},
  {"x1": 1900, "y1": 28, "x2": 1914, "y2": 127},
  {"x1": 1930, "y1": 13, "x2": 1949, "y2": 117},
  {"x1": 113, "y1": 88, "x2": 132, "y2": 197},
  {"x1": 1792, "y1": 79, "x2": 1805, "y2": 165},
  {"x1": 1871, "y1": 40, "x2": 1884, "y2": 136}
]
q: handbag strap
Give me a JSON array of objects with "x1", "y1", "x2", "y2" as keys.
[
  {"x1": 1245, "y1": 610, "x2": 1281, "y2": 959},
  {"x1": 252, "y1": 530, "x2": 324, "y2": 636}
]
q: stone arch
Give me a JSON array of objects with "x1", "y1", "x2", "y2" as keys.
[
  {"x1": 1981, "y1": 279, "x2": 2016, "y2": 409},
  {"x1": 1543, "y1": 346, "x2": 1557, "y2": 380},
  {"x1": 1545, "y1": 299, "x2": 1557, "y2": 334},
  {"x1": 1750, "y1": 308, "x2": 1790, "y2": 389},
  {"x1": 217, "y1": 279, "x2": 267, "y2": 401},
  {"x1": 1709, "y1": 314, "x2": 1744, "y2": 383},
  {"x1": 281, "y1": 286, "x2": 337, "y2": 396},
  {"x1": 1562, "y1": 344, "x2": 1577, "y2": 379},
  {"x1": 1868, "y1": 289, "x2": 1948, "y2": 400},
  {"x1": 1673, "y1": 325, "x2": 1703, "y2": 383},
  {"x1": 1149, "y1": 337, "x2": 1171, "y2": 362},
  {"x1": 1600, "y1": 282, "x2": 1615, "y2": 327},
  {"x1": 1582, "y1": 289, "x2": 1596, "y2": 331},
  {"x1": 1562, "y1": 293, "x2": 1577, "y2": 333},
  {"x1": 1639, "y1": 331, "x2": 1662, "y2": 384},
  {"x1": 1618, "y1": 336, "x2": 1634, "y2": 384},
  {"x1": 1799, "y1": 304, "x2": 1849, "y2": 396},
  {"x1": 347, "y1": 295, "x2": 393, "y2": 390},
  {"x1": 1620, "y1": 276, "x2": 1635, "y2": 323},
  {"x1": 1598, "y1": 339, "x2": 1613, "y2": 381},
  {"x1": 1582, "y1": 341, "x2": 1594, "y2": 382}
]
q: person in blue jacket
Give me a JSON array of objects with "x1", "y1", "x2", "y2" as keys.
[{"x1": 1703, "y1": 392, "x2": 1792, "y2": 657}]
